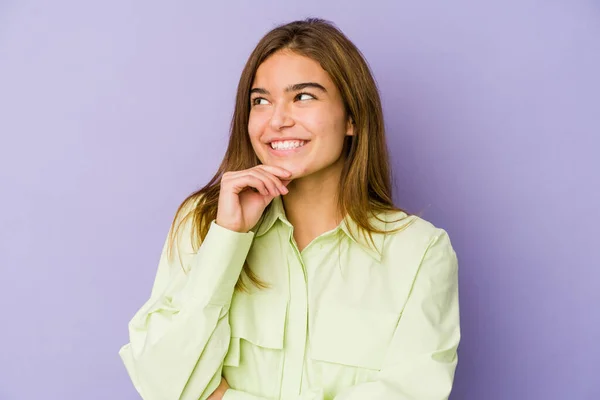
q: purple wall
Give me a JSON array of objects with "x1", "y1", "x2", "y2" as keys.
[{"x1": 1, "y1": 1, "x2": 598, "y2": 399}]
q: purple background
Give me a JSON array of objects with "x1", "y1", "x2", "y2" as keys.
[{"x1": 1, "y1": 1, "x2": 599, "y2": 399}]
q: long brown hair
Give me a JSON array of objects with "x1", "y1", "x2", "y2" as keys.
[{"x1": 168, "y1": 18, "x2": 411, "y2": 289}]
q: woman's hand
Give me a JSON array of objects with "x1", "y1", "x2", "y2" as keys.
[
  {"x1": 216, "y1": 165, "x2": 292, "y2": 233},
  {"x1": 207, "y1": 376, "x2": 230, "y2": 400}
]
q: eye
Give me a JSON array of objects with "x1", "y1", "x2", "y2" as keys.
[
  {"x1": 295, "y1": 92, "x2": 316, "y2": 101},
  {"x1": 251, "y1": 97, "x2": 269, "y2": 106}
]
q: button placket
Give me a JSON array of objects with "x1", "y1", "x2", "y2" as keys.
[{"x1": 279, "y1": 228, "x2": 309, "y2": 399}]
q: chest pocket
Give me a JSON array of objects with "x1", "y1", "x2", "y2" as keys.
[
  {"x1": 309, "y1": 304, "x2": 399, "y2": 371},
  {"x1": 224, "y1": 292, "x2": 288, "y2": 368}
]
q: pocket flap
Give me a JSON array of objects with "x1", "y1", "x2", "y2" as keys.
[
  {"x1": 310, "y1": 305, "x2": 398, "y2": 370},
  {"x1": 229, "y1": 292, "x2": 287, "y2": 349}
]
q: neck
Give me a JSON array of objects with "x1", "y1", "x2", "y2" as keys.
[{"x1": 281, "y1": 160, "x2": 345, "y2": 242}]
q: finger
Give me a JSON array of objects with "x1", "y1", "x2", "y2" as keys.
[
  {"x1": 225, "y1": 167, "x2": 289, "y2": 195},
  {"x1": 229, "y1": 169, "x2": 281, "y2": 196},
  {"x1": 254, "y1": 166, "x2": 291, "y2": 193},
  {"x1": 251, "y1": 168, "x2": 288, "y2": 195},
  {"x1": 227, "y1": 165, "x2": 290, "y2": 182},
  {"x1": 243, "y1": 170, "x2": 281, "y2": 196},
  {"x1": 257, "y1": 164, "x2": 292, "y2": 179},
  {"x1": 228, "y1": 175, "x2": 270, "y2": 196}
]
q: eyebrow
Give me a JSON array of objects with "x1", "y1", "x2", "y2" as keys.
[{"x1": 249, "y1": 82, "x2": 328, "y2": 96}]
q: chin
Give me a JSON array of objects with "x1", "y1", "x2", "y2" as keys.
[
  {"x1": 261, "y1": 159, "x2": 305, "y2": 179},
  {"x1": 286, "y1": 165, "x2": 311, "y2": 180}
]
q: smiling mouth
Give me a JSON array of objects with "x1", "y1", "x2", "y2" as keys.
[{"x1": 269, "y1": 140, "x2": 308, "y2": 151}]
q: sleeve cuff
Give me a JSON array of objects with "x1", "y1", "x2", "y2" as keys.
[
  {"x1": 222, "y1": 388, "x2": 267, "y2": 400},
  {"x1": 182, "y1": 220, "x2": 255, "y2": 305}
]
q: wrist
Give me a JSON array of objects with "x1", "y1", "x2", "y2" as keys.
[{"x1": 215, "y1": 219, "x2": 247, "y2": 233}]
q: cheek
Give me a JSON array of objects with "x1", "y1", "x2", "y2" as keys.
[
  {"x1": 247, "y1": 113, "x2": 267, "y2": 141},
  {"x1": 297, "y1": 108, "x2": 331, "y2": 136},
  {"x1": 247, "y1": 114, "x2": 259, "y2": 135},
  {"x1": 301, "y1": 108, "x2": 347, "y2": 144}
]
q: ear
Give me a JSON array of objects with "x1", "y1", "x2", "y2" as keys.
[{"x1": 346, "y1": 116, "x2": 355, "y2": 136}]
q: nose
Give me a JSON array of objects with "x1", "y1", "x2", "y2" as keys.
[{"x1": 269, "y1": 102, "x2": 295, "y2": 131}]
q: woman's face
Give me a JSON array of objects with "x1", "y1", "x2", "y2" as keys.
[{"x1": 248, "y1": 50, "x2": 353, "y2": 181}]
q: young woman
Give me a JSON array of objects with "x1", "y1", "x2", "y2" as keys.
[{"x1": 119, "y1": 18, "x2": 460, "y2": 400}]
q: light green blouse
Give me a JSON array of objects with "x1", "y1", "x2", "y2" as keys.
[{"x1": 119, "y1": 196, "x2": 460, "y2": 400}]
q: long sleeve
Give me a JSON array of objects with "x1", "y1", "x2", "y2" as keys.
[
  {"x1": 119, "y1": 212, "x2": 255, "y2": 400},
  {"x1": 222, "y1": 389, "x2": 274, "y2": 400},
  {"x1": 332, "y1": 229, "x2": 461, "y2": 400},
  {"x1": 223, "y1": 389, "x2": 324, "y2": 400}
]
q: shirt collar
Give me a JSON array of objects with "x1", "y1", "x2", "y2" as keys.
[
  {"x1": 339, "y1": 214, "x2": 386, "y2": 262},
  {"x1": 252, "y1": 196, "x2": 385, "y2": 262},
  {"x1": 252, "y1": 195, "x2": 290, "y2": 237}
]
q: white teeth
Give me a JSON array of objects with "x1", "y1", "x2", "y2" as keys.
[{"x1": 270, "y1": 140, "x2": 306, "y2": 150}]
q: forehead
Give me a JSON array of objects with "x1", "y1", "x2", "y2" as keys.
[{"x1": 252, "y1": 50, "x2": 334, "y2": 89}]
